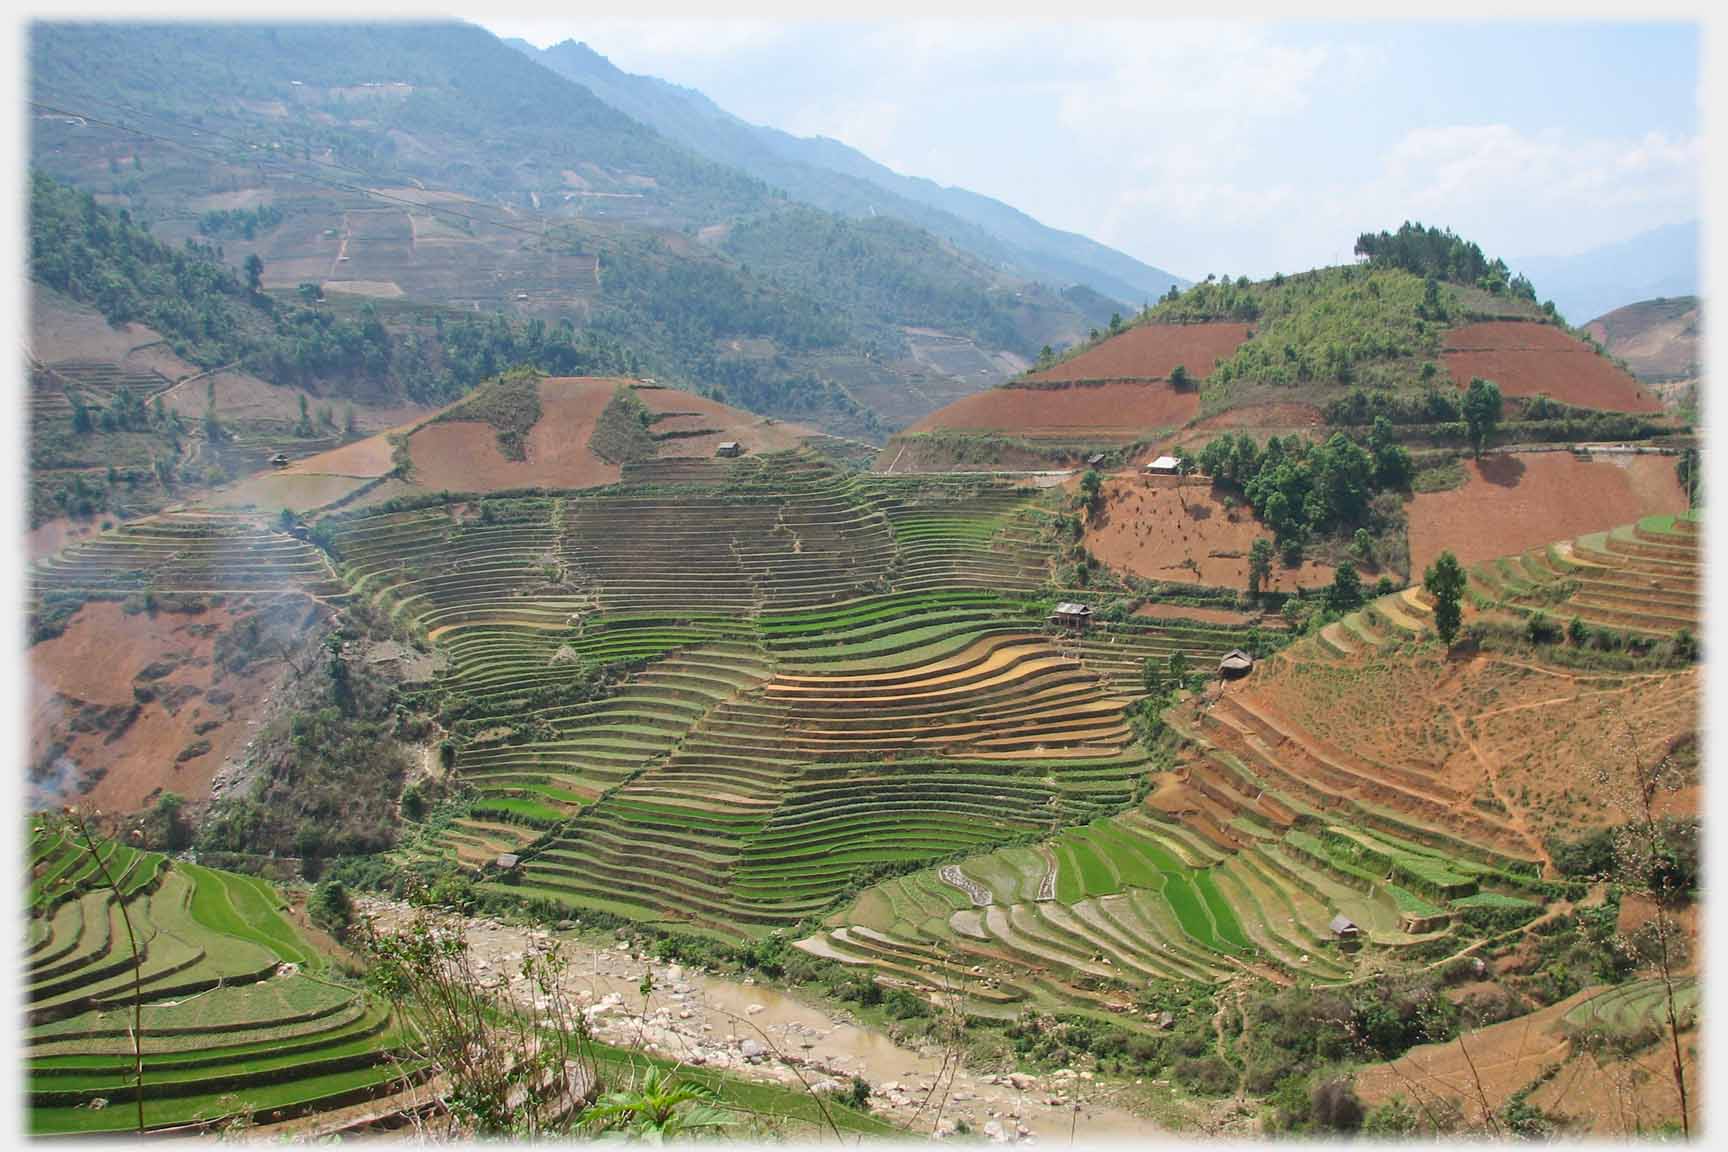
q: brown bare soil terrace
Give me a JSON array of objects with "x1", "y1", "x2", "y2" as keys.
[
  {"x1": 405, "y1": 376, "x2": 621, "y2": 493},
  {"x1": 635, "y1": 385, "x2": 817, "y2": 456},
  {"x1": 906, "y1": 380, "x2": 1199, "y2": 441},
  {"x1": 1442, "y1": 321, "x2": 1664, "y2": 413},
  {"x1": 1170, "y1": 402, "x2": 1329, "y2": 456},
  {"x1": 1239, "y1": 631, "x2": 1697, "y2": 850},
  {"x1": 210, "y1": 472, "x2": 375, "y2": 514},
  {"x1": 1133, "y1": 600, "x2": 1270, "y2": 627},
  {"x1": 1407, "y1": 451, "x2": 1688, "y2": 576},
  {"x1": 1355, "y1": 986, "x2": 1699, "y2": 1135},
  {"x1": 280, "y1": 429, "x2": 404, "y2": 479},
  {"x1": 1468, "y1": 510, "x2": 1701, "y2": 640},
  {"x1": 1024, "y1": 322, "x2": 1253, "y2": 384}
]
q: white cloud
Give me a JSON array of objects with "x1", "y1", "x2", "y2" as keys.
[
  {"x1": 1355, "y1": 124, "x2": 1701, "y2": 262},
  {"x1": 481, "y1": 20, "x2": 1698, "y2": 282},
  {"x1": 784, "y1": 99, "x2": 905, "y2": 160}
]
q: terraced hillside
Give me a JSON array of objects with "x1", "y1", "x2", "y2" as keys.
[
  {"x1": 25, "y1": 820, "x2": 413, "y2": 1135},
  {"x1": 809, "y1": 578, "x2": 1614, "y2": 1014},
  {"x1": 29, "y1": 512, "x2": 345, "y2": 601},
  {"x1": 1466, "y1": 510, "x2": 1700, "y2": 637},
  {"x1": 199, "y1": 445, "x2": 1695, "y2": 1048},
  {"x1": 317, "y1": 452, "x2": 1279, "y2": 941}
]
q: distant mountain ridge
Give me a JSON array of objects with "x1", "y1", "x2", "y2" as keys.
[
  {"x1": 1516, "y1": 220, "x2": 1698, "y2": 328},
  {"x1": 28, "y1": 21, "x2": 1129, "y2": 439},
  {"x1": 511, "y1": 38, "x2": 1185, "y2": 308}
]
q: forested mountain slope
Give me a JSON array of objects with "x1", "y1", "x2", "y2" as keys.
[
  {"x1": 517, "y1": 37, "x2": 1184, "y2": 307},
  {"x1": 29, "y1": 21, "x2": 1115, "y2": 437}
]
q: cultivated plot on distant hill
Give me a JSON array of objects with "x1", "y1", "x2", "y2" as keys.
[{"x1": 1442, "y1": 322, "x2": 1663, "y2": 413}]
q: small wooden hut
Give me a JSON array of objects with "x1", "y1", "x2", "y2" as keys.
[
  {"x1": 1218, "y1": 649, "x2": 1255, "y2": 679},
  {"x1": 1050, "y1": 602, "x2": 1093, "y2": 630}
]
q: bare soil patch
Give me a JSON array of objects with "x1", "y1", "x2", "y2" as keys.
[
  {"x1": 1407, "y1": 452, "x2": 1688, "y2": 576},
  {"x1": 322, "y1": 280, "x2": 404, "y2": 298},
  {"x1": 635, "y1": 386, "x2": 816, "y2": 456},
  {"x1": 273, "y1": 395, "x2": 467, "y2": 484},
  {"x1": 29, "y1": 600, "x2": 299, "y2": 812},
  {"x1": 157, "y1": 364, "x2": 343, "y2": 426},
  {"x1": 281, "y1": 433, "x2": 400, "y2": 479},
  {"x1": 1582, "y1": 298, "x2": 1699, "y2": 383},
  {"x1": 26, "y1": 516, "x2": 105, "y2": 562},
  {"x1": 1177, "y1": 403, "x2": 1327, "y2": 454},
  {"x1": 908, "y1": 380, "x2": 1200, "y2": 441},
  {"x1": 1464, "y1": 661, "x2": 1698, "y2": 843},
  {"x1": 1442, "y1": 322, "x2": 1663, "y2": 413},
  {"x1": 209, "y1": 472, "x2": 375, "y2": 514},
  {"x1": 29, "y1": 281, "x2": 217, "y2": 390},
  {"x1": 1083, "y1": 476, "x2": 1334, "y2": 591},
  {"x1": 407, "y1": 421, "x2": 541, "y2": 492},
  {"x1": 1527, "y1": 1031, "x2": 1699, "y2": 1137},
  {"x1": 405, "y1": 377, "x2": 622, "y2": 492},
  {"x1": 1356, "y1": 987, "x2": 1698, "y2": 1136},
  {"x1": 874, "y1": 438, "x2": 1087, "y2": 474},
  {"x1": 1133, "y1": 601, "x2": 1268, "y2": 627},
  {"x1": 1353, "y1": 990, "x2": 1592, "y2": 1123},
  {"x1": 1026, "y1": 322, "x2": 1252, "y2": 384},
  {"x1": 338, "y1": 477, "x2": 417, "y2": 510},
  {"x1": 30, "y1": 283, "x2": 184, "y2": 370}
]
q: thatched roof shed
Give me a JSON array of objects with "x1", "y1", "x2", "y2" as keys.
[
  {"x1": 1218, "y1": 649, "x2": 1255, "y2": 678},
  {"x1": 1051, "y1": 602, "x2": 1093, "y2": 628}
]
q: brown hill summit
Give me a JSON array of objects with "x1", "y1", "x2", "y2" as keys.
[{"x1": 1583, "y1": 296, "x2": 1701, "y2": 407}]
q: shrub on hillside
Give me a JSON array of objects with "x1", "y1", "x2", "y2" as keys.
[
  {"x1": 1311, "y1": 1079, "x2": 1366, "y2": 1133},
  {"x1": 309, "y1": 879, "x2": 354, "y2": 940},
  {"x1": 1363, "y1": 1096, "x2": 1420, "y2": 1136},
  {"x1": 1173, "y1": 1056, "x2": 1235, "y2": 1096}
]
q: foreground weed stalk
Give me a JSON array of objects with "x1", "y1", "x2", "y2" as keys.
[{"x1": 61, "y1": 808, "x2": 147, "y2": 1136}]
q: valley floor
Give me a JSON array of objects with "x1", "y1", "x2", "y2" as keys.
[{"x1": 357, "y1": 898, "x2": 1229, "y2": 1141}]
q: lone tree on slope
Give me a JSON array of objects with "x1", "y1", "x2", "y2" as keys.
[
  {"x1": 1424, "y1": 550, "x2": 1467, "y2": 645},
  {"x1": 1079, "y1": 468, "x2": 1104, "y2": 515},
  {"x1": 1462, "y1": 377, "x2": 1503, "y2": 458},
  {"x1": 1326, "y1": 560, "x2": 1363, "y2": 613},
  {"x1": 1248, "y1": 537, "x2": 1273, "y2": 600}
]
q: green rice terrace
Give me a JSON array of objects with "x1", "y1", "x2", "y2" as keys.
[
  {"x1": 25, "y1": 818, "x2": 416, "y2": 1135},
  {"x1": 318, "y1": 453, "x2": 1229, "y2": 928}
]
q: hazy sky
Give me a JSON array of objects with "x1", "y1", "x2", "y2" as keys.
[{"x1": 484, "y1": 20, "x2": 1701, "y2": 283}]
